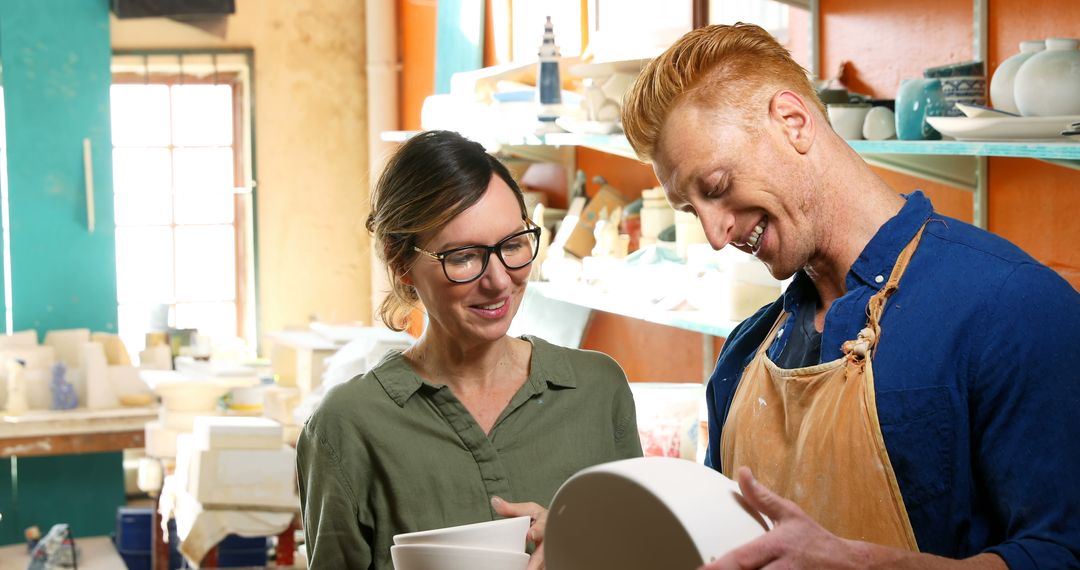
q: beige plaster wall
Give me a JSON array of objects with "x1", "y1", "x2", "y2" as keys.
[{"x1": 111, "y1": 0, "x2": 372, "y2": 347}]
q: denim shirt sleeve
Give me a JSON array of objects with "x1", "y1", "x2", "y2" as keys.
[{"x1": 972, "y1": 263, "x2": 1080, "y2": 569}]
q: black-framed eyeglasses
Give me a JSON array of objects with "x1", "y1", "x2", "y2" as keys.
[{"x1": 414, "y1": 226, "x2": 542, "y2": 284}]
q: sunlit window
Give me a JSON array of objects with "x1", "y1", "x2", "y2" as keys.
[{"x1": 111, "y1": 76, "x2": 248, "y2": 359}]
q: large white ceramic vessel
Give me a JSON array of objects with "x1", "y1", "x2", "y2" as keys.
[
  {"x1": 990, "y1": 40, "x2": 1044, "y2": 115},
  {"x1": 1014, "y1": 38, "x2": 1080, "y2": 117},
  {"x1": 545, "y1": 457, "x2": 769, "y2": 570}
]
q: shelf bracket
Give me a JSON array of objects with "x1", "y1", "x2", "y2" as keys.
[
  {"x1": 974, "y1": 156, "x2": 988, "y2": 229},
  {"x1": 861, "y1": 153, "x2": 978, "y2": 192}
]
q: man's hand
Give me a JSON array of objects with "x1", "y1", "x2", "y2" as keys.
[
  {"x1": 491, "y1": 496, "x2": 547, "y2": 570},
  {"x1": 700, "y1": 467, "x2": 1007, "y2": 570},
  {"x1": 700, "y1": 466, "x2": 859, "y2": 569}
]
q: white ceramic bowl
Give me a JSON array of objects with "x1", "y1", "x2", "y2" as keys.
[
  {"x1": 546, "y1": 457, "x2": 769, "y2": 570},
  {"x1": 393, "y1": 516, "x2": 530, "y2": 552},
  {"x1": 827, "y1": 104, "x2": 872, "y2": 140},
  {"x1": 389, "y1": 544, "x2": 529, "y2": 570}
]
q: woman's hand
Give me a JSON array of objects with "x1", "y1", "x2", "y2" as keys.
[{"x1": 491, "y1": 496, "x2": 547, "y2": 570}]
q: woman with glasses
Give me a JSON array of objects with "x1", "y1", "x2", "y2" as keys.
[{"x1": 297, "y1": 130, "x2": 643, "y2": 570}]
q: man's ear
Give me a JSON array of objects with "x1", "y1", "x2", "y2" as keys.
[{"x1": 769, "y1": 90, "x2": 815, "y2": 154}]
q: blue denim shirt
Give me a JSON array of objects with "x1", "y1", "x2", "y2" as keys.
[{"x1": 704, "y1": 191, "x2": 1080, "y2": 569}]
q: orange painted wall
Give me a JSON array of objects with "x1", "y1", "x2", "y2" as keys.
[
  {"x1": 821, "y1": 0, "x2": 1080, "y2": 290},
  {"x1": 399, "y1": 0, "x2": 436, "y2": 130}
]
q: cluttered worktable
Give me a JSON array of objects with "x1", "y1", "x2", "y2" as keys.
[{"x1": 0, "y1": 407, "x2": 157, "y2": 458}]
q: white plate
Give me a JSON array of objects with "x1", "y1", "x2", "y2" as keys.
[{"x1": 926, "y1": 115, "x2": 1080, "y2": 141}]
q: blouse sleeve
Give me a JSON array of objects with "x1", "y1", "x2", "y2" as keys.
[
  {"x1": 296, "y1": 419, "x2": 374, "y2": 569},
  {"x1": 606, "y1": 356, "x2": 644, "y2": 459}
]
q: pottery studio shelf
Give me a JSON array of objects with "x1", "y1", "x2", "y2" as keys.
[
  {"x1": 529, "y1": 281, "x2": 742, "y2": 339},
  {"x1": 383, "y1": 129, "x2": 1080, "y2": 181}
]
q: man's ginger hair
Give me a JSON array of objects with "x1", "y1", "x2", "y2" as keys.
[{"x1": 622, "y1": 23, "x2": 825, "y2": 162}]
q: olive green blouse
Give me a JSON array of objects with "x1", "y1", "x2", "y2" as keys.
[{"x1": 296, "y1": 335, "x2": 643, "y2": 569}]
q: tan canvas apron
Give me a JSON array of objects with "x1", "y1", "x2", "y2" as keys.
[{"x1": 719, "y1": 225, "x2": 928, "y2": 551}]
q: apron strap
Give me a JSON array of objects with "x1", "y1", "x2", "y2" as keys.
[{"x1": 845, "y1": 221, "x2": 929, "y2": 359}]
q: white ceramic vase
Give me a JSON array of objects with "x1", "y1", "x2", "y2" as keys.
[
  {"x1": 990, "y1": 40, "x2": 1045, "y2": 115},
  {"x1": 1014, "y1": 38, "x2": 1080, "y2": 117}
]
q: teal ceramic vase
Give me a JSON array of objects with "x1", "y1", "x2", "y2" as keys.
[{"x1": 896, "y1": 78, "x2": 947, "y2": 140}]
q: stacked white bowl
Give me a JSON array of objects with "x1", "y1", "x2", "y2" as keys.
[{"x1": 391, "y1": 516, "x2": 531, "y2": 570}]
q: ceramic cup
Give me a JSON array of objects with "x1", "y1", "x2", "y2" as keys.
[
  {"x1": 940, "y1": 76, "x2": 987, "y2": 116},
  {"x1": 862, "y1": 106, "x2": 896, "y2": 140},
  {"x1": 895, "y1": 78, "x2": 947, "y2": 140},
  {"x1": 827, "y1": 104, "x2": 872, "y2": 140}
]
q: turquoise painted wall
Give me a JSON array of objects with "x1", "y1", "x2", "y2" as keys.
[
  {"x1": 0, "y1": 0, "x2": 118, "y2": 337},
  {"x1": 0, "y1": 0, "x2": 125, "y2": 544}
]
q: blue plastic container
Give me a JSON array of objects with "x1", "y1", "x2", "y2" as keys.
[
  {"x1": 216, "y1": 534, "x2": 269, "y2": 567},
  {"x1": 115, "y1": 507, "x2": 152, "y2": 570}
]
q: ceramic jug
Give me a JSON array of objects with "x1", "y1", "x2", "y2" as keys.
[
  {"x1": 990, "y1": 40, "x2": 1045, "y2": 115},
  {"x1": 1014, "y1": 38, "x2": 1080, "y2": 117},
  {"x1": 895, "y1": 78, "x2": 947, "y2": 140}
]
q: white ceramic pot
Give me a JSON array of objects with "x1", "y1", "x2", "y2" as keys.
[
  {"x1": 393, "y1": 516, "x2": 530, "y2": 552},
  {"x1": 546, "y1": 457, "x2": 769, "y2": 570},
  {"x1": 990, "y1": 40, "x2": 1045, "y2": 114},
  {"x1": 1014, "y1": 38, "x2": 1080, "y2": 117},
  {"x1": 390, "y1": 544, "x2": 529, "y2": 570}
]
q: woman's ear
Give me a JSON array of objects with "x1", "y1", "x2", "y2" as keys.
[{"x1": 769, "y1": 90, "x2": 815, "y2": 154}]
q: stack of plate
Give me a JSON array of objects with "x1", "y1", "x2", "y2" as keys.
[{"x1": 391, "y1": 516, "x2": 531, "y2": 570}]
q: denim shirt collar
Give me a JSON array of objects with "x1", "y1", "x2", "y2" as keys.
[
  {"x1": 846, "y1": 190, "x2": 934, "y2": 292},
  {"x1": 779, "y1": 191, "x2": 933, "y2": 318}
]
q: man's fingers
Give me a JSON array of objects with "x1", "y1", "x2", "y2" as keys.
[{"x1": 735, "y1": 466, "x2": 794, "y2": 525}]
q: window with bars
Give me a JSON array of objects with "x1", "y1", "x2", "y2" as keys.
[{"x1": 111, "y1": 52, "x2": 256, "y2": 359}]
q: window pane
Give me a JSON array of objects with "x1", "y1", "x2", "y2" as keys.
[
  {"x1": 173, "y1": 147, "x2": 235, "y2": 224},
  {"x1": 111, "y1": 84, "x2": 171, "y2": 146},
  {"x1": 114, "y1": 148, "x2": 173, "y2": 225},
  {"x1": 114, "y1": 148, "x2": 172, "y2": 193},
  {"x1": 175, "y1": 302, "x2": 237, "y2": 343},
  {"x1": 174, "y1": 225, "x2": 235, "y2": 302},
  {"x1": 114, "y1": 191, "x2": 173, "y2": 226},
  {"x1": 117, "y1": 303, "x2": 165, "y2": 358},
  {"x1": 171, "y1": 84, "x2": 233, "y2": 147},
  {"x1": 115, "y1": 226, "x2": 174, "y2": 304}
]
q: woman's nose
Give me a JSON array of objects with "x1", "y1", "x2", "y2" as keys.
[{"x1": 478, "y1": 252, "x2": 513, "y2": 289}]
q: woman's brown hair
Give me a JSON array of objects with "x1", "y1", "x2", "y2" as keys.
[{"x1": 367, "y1": 130, "x2": 528, "y2": 331}]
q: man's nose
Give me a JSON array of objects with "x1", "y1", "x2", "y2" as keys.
[{"x1": 698, "y1": 206, "x2": 736, "y2": 250}]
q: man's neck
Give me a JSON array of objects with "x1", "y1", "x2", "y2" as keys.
[{"x1": 803, "y1": 139, "x2": 907, "y2": 319}]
